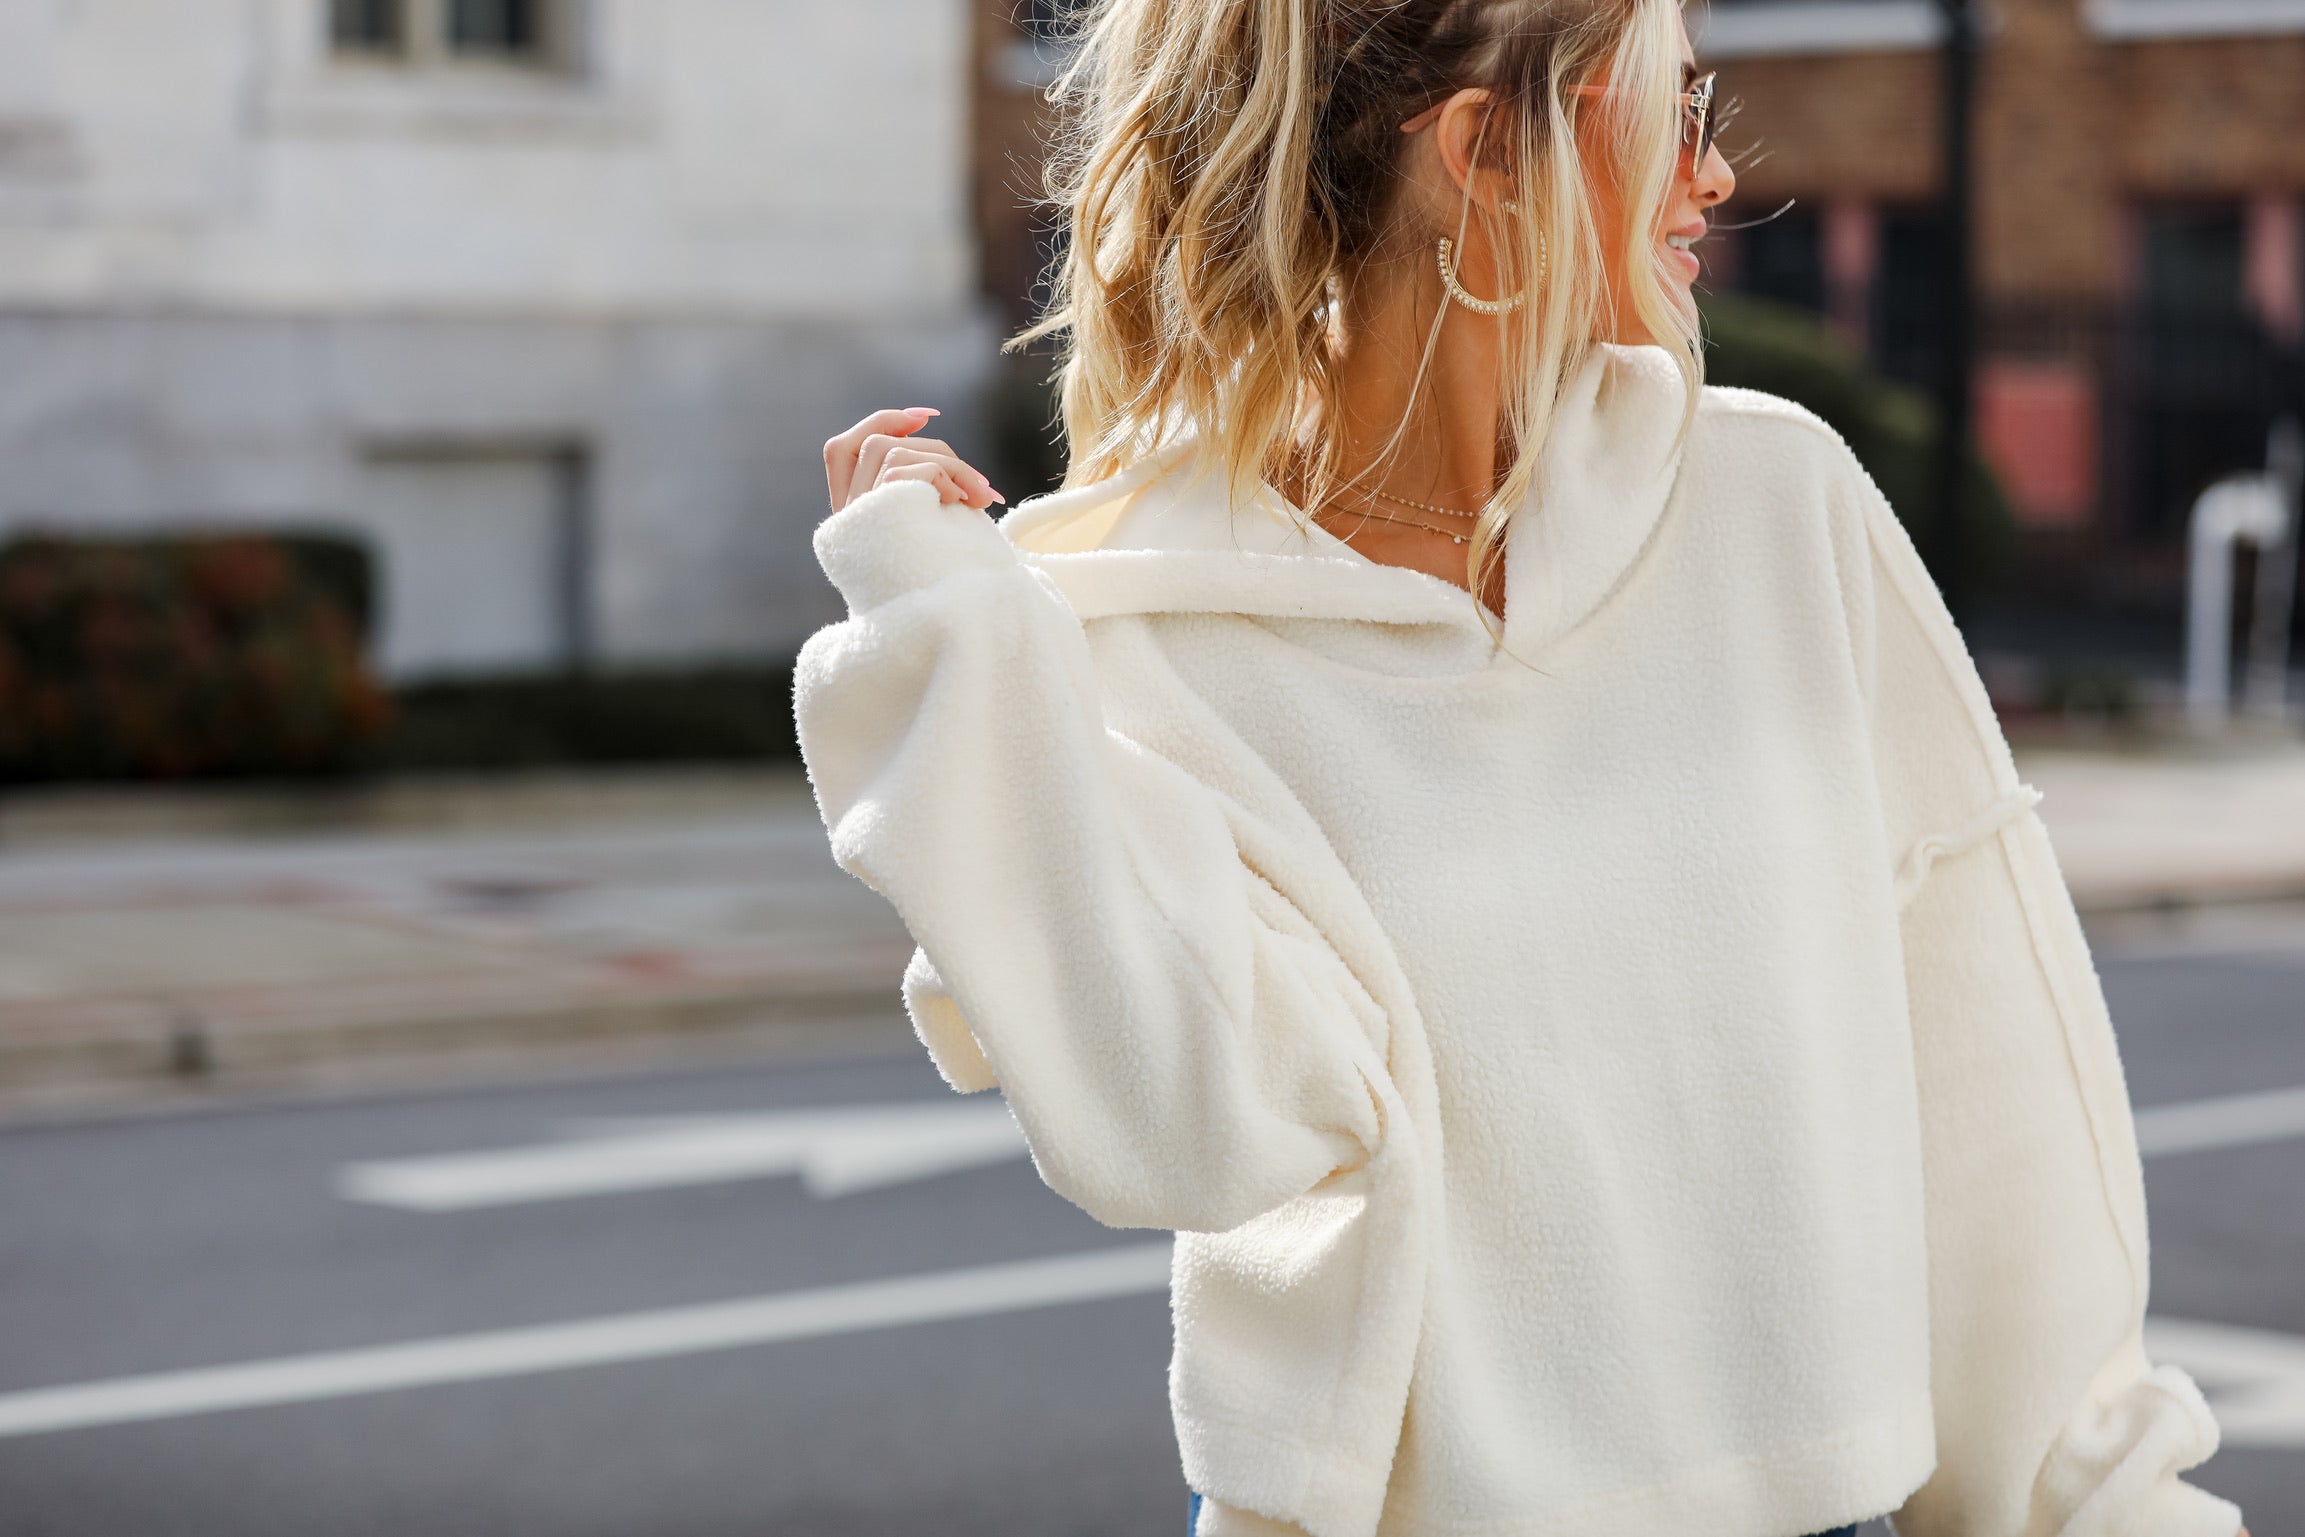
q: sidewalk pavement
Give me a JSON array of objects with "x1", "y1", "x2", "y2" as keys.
[
  {"x1": 0, "y1": 768, "x2": 915, "y2": 1108},
  {"x1": 2018, "y1": 739, "x2": 2305, "y2": 909},
  {"x1": 0, "y1": 744, "x2": 2301, "y2": 1107}
]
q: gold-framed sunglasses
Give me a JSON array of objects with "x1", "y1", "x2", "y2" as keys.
[
  {"x1": 1399, "y1": 70, "x2": 1723, "y2": 177},
  {"x1": 1567, "y1": 70, "x2": 1720, "y2": 176}
]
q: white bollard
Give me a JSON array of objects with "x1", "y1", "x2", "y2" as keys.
[
  {"x1": 2242, "y1": 416, "x2": 2302, "y2": 723},
  {"x1": 2185, "y1": 470, "x2": 2289, "y2": 730}
]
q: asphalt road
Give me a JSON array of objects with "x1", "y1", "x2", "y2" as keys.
[{"x1": 0, "y1": 905, "x2": 2299, "y2": 1537}]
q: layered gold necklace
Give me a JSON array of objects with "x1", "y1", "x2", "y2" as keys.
[{"x1": 1323, "y1": 488, "x2": 1483, "y2": 545}]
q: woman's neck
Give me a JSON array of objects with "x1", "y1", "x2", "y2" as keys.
[{"x1": 1322, "y1": 250, "x2": 1507, "y2": 512}]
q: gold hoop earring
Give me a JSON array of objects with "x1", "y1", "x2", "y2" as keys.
[{"x1": 1436, "y1": 231, "x2": 1545, "y2": 316}]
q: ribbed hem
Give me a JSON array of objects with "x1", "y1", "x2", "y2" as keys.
[
  {"x1": 1182, "y1": 1389, "x2": 1937, "y2": 1537},
  {"x1": 1177, "y1": 1404, "x2": 1400, "y2": 1537},
  {"x1": 1402, "y1": 1388, "x2": 1936, "y2": 1537}
]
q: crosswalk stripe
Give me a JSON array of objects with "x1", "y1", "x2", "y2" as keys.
[
  {"x1": 2135, "y1": 1084, "x2": 2305, "y2": 1158},
  {"x1": 0, "y1": 1242, "x2": 1173, "y2": 1440},
  {"x1": 2145, "y1": 1315, "x2": 2305, "y2": 1446},
  {"x1": 3, "y1": 1243, "x2": 2296, "y2": 1449}
]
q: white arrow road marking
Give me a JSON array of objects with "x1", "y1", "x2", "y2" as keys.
[
  {"x1": 0, "y1": 1242, "x2": 1173, "y2": 1441},
  {"x1": 2135, "y1": 1084, "x2": 2305, "y2": 1159},
  {"x1": 339, "y1": 1101, "x2": 1030, "y2": 1211},
  {"x1": 2145, "y1": 1315, "x2": 2305, "y2": 1446},
  {"x1": 340, "y1": 1080, "x2": 2305, "y2": 1215}
]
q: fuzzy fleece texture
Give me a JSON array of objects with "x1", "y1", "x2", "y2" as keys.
[{"x1": 792, "y1": 341, "x2": 2241, "y2": 1537}]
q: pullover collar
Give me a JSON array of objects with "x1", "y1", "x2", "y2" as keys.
[{"x1": 996, "y1": 341, "x2": 1693, "y2": 658}]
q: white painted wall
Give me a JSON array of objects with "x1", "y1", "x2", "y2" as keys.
[
  {"x1": 0, "y1": 0, "x2": 976, "y2": 316},
  {"x1": 0, "y1": 0, "x2": 995, "y2": 672}
]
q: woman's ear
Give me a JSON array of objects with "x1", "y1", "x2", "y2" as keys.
[{"x1": 1431, "y1": 87, "x2": 1510, "y2": 207}]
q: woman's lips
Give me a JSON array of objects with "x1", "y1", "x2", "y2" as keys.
[{"x1": 1662, "y1": 221, "x2": 1706, "y2": 281}]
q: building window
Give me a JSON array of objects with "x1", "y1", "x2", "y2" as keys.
[
  {"x1": 2143, "y1": 206, "x2": 2247, "y2": 320},
  {"x1": 1736, "y1": 206, "x2": 1826, "y2": 315},
  {"x1": 2127, "y1": 203, "x2": 2290, "y2": 537},
  {"x1": 330, "y1": 0, "x2": 406, "y2": 54},
  {"x1": 1871, "y1": 206, "x2": 1948, "y2": 390},
  {"x1": 447, "y1": 0, "x2": 549, "y2": 60},
  {"x1": 328, "y1": 0, "x2": 574, "y2": 70}
]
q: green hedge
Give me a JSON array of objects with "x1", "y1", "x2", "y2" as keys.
[
  {"x1": 0, "y1": 532, "x2": 390, "y2": 782},
  {"x1": 1697, "y1": 292, "x2": 2018, "y2": 597},
  {"x1": 370, "y1": 666, "x2": 799, "y2": 773}
]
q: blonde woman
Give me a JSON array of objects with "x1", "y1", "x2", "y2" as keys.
[{"x1": 797, "y1": 1, "x2": 2247, "y2": 1534}]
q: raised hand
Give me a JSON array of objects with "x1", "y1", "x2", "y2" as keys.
[{"x1": 824, "y1": 407, "x2": 1005, "y2": 513}]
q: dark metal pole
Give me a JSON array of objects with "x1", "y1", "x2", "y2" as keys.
[{"x1": 1933, "y1": 0, "x2": 1979, "y2": 620}]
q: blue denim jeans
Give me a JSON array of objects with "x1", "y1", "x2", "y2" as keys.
[{"x1": 1186, "y1": 1490, "x2": 1858, "y2": 1536}]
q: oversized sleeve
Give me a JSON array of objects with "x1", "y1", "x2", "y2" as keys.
[
  {"x1": 1836, "y1": 464, "x2": 2245, "y2": 1537},
  {"x1": 791, "y1": 477, "x2": 1392, "y2": 1235}
]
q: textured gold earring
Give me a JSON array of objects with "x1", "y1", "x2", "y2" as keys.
[
  {"x1": 1436, "y1": 226, "x2": 1547, "y2": 316},
  {"x1": 1437, "y1": 237, "x2": 1519, "y2": 314}
]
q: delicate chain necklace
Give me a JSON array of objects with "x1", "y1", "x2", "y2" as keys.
[
  {"x1": 1373, "y1": 487, "x2": 1482, "y2": 519},
  {"x1": 1321, "y1": 499, "x2": 1474, "y2": 545}
]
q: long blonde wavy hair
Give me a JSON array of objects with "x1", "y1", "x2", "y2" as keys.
[{"x1": 1016, "y1": 0, "x2": 1705, "y2": 634}]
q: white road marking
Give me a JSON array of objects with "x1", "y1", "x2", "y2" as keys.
[
  {"x1": 2146, "y1": 1315, "x2": 2305, "y2": 1446},
  {"x1": 338, "y1": 1078, "x2": 2305, "y2": 1215},
  {"x1": 339, "y1": 1101, "x2": 1030, "y2": 1210},
  {"x1": 1, "y1": 1243, "x2": 2293, "y2": 1449},
  {"x1": 2135, "y1": 1084, "x2": 2305, "y2": 1158},
  {"x1": 0, "y1": 1241, "x2": 1173, "y2": 1441}
]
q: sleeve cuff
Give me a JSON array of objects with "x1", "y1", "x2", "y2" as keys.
[
  {"x1": 812, "y1": 477, "x2": 1024, "y2": 615},
  {"x1": 901, "y1": 944, "x2": 999, "y2": 1094},
  {"x1": 2037, "y1": 1362, "x2": 2241, "y2": 1537},
  {"x1": 2124, "y1": 1477, "x2": 2246, "y2": 1537}
]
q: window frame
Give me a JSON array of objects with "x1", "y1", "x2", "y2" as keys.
[{"x1": 327, "y1": 0, "x2": 582, "y2": 76}]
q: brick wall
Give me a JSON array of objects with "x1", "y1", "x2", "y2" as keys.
[{"x1": 1716, "y1": 0, "x2": 2305, "y2": 306}]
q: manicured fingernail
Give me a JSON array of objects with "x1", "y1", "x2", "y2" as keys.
[{"x1": 905, "y1": 406, "x2": 939, "y2": 416}]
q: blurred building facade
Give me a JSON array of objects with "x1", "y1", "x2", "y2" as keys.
[
  {"x1": 0, "y1": 0, "x2": 990, "y2": 678},
  {"x1": 1697, "y1": 0, "x2": 2305, "y2": 615}
]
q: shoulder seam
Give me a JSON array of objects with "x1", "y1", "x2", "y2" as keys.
[
  {"x1": 1697, "y1": 384, "x2": 1856, "y2": 454},
  {"x1": 1853, "y1": 478, "x2": 2023, "y2": 796}
]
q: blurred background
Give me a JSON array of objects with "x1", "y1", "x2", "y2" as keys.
[{"x1": 0, "y1": 2, "x2": 2298, "y2": 1534}]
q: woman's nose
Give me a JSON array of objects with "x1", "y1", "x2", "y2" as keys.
[{"x1": 1692, "y1": 140, "x2": 1734, "y2": 206}]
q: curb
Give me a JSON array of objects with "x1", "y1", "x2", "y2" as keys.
[
  {"x1": 2069, "y1": 874, "x2": 2305, "y2": 916},
  {"x1": 0, "y1": 765, "x2": 817, "y2": 849},
  {"x1": 0, "y1": 967, "x2": 910, "y2": 1104}
]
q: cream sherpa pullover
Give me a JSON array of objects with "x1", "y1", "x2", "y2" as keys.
[{"x1": 792, "y1": 341, "x2": 2242, "y2": 1537}]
